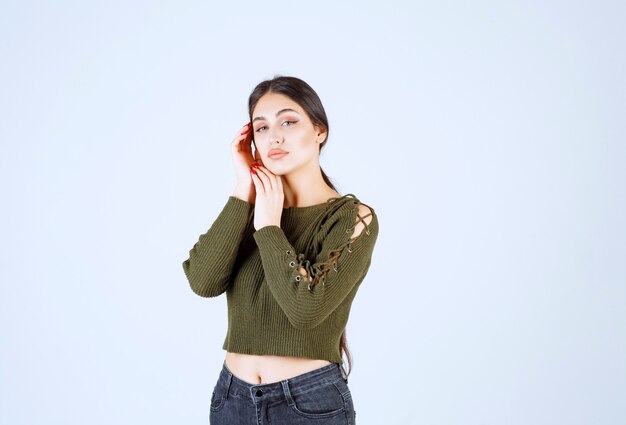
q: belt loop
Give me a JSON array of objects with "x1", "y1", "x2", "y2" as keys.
[
  {"x1": 224, "y1": 367, "x2": 233, "y2": 400},
  {"x1": 339, "y1": 364, "x2": 348, "y2": 383},
  {"x1": 281, "y1": 379, "x2": 295, "y2": 407}
]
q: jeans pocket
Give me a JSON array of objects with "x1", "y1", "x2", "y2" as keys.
[
  {"x1": 289, "y1": 379, "x2": 346, "y2": 419},
  {"x1": 209, "y1": 385, "x2": 226, "y2": 412}
]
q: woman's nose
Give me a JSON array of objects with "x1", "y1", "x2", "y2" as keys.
[{"x1": 269, "y1": 130, "x2": 283, "y2": 144}]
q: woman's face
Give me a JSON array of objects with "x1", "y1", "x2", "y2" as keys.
[{"x1": 251, "y1": 92, "x2": 325, "y2": 175}]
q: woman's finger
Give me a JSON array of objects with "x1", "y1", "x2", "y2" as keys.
[
  {"x1": 254, "y1": 166, "x2": 276, "y2": 192},
  {"x1": 239, "y1": 122, "x2": 251, "y2": 135},
  {"x1": 234, "y1": 123, "x2": 249, "y2": 139},
  {"x1": 231, "y1": 131, "x2": 250, "y2": 151},
  {"x1": 250, "y1": 169, "x2": 264, "y2": 192},
  {"x1": 251, "y1": 166, "x2": 270, "y2": 191},
  {"x1": 253, "y1": 166, "x2": 272, "y2": 192}
]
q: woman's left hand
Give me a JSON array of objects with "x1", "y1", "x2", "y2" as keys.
[{"x1": 250, "y1": 164, "x2": 284, "y2": 230}]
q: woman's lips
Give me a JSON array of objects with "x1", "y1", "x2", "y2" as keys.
[{"x1": 269, "y1": 152, "x2": 288, "y2": 159}]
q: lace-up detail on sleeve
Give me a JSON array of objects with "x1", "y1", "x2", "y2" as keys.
[
  {"x1": 252, "y1": 194, "x2": 379, "y2": 330},
  {"x1": 295, "y1": 199, "x2": 375, "y2": 291}
]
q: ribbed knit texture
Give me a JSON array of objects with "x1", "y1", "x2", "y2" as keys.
[{"x1": 182, "y1": 193, "x2": 379, "y2": 364}]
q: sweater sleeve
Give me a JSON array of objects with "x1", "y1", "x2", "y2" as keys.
[
  {"x1": 252, "y1": 202, "x2": 379, "y2": 330},
  {"x1": 182, "y1": 196, "x2": 253, "y2": 298}
]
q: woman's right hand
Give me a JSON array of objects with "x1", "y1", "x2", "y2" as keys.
[{"x1": 231, "y1": 122, "x2": 261, "y2": 204}]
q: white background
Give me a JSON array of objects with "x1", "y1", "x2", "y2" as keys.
[{"x1": 1, "y1": 1, "x2": 624, "y2": 424}]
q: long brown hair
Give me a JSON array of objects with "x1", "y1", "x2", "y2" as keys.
[{"x1": 247, "y1": 75, "x2": 353, "y2": 380}]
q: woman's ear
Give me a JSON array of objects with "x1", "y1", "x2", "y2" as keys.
[{"x1": 314, "y1": 125, "x2": 328, "y2": 144}]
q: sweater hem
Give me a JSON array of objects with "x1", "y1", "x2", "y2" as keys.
[{"x1": 221, "y1": 342, "x2": 343, "y2": 365}]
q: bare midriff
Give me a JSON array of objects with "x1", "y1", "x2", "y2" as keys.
[{"x1": 225, "y1": 352, "x2": 333, "y2": 385}]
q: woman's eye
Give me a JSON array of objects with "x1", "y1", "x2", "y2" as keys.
[{"x1": 255, "y1": 121, "x2": 297, "y2": 132}]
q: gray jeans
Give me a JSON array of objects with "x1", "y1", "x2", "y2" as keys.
[{"x1": 209, "y1": 361, "x2": 357, "y2": 424}]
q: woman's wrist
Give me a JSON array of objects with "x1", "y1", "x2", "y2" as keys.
[{"x1": 233, "y1": 185, "x2": 253, "y2": 204}]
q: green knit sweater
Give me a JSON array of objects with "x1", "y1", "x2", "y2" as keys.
[{"x1": 182, "y1": 193, "x2": 379, "y2": 364}]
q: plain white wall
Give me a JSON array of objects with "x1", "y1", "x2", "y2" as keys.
[{"x1": 1, "y1": 1, "x2": 624, "y2": 424}]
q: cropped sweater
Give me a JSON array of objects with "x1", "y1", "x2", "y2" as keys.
[{"x1": 181, "y1": 193, "x2": 379, "y2": 364}]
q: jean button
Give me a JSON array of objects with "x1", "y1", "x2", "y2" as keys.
[{"x1": 255, "y1": 389, "x2": 263, "y2": 397}]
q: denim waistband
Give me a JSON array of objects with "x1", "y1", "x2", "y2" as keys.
[{"x1": 216, "y1": 360, "x2": 347, "y2": 405}]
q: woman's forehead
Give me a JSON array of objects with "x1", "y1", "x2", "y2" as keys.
[{"x1": 253, "y1": 93, "x2": 303, "y2": 118}]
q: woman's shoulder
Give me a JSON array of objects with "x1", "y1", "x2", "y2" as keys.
[
  {"x1": 326, "y1": 193, "x2": 378, "y2": 238},
  {"x1": 330, "y1": 193, "x2": 376, "y2": 213}
]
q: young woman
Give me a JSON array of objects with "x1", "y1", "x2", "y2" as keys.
[{"x1": 182, "y1": 75, "x2": 379, "y2": 424}]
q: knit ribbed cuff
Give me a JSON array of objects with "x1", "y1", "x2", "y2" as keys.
[
  {"x1": 226, "y1": 196, "x2": 254, "y2": 216},
  {"x1": 252, "y1": 225, "x2": 289, "y2": 249}
]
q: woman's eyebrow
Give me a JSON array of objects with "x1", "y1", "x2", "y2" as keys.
[{"x1": 252, "y1": 108, "x2": 300, "y2": 123}]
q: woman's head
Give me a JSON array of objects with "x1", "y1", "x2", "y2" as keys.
[{"x1": 248, "y1": 76, "x2": 334, "y2": 187}]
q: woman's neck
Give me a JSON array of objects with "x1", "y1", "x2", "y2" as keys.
[{"x1": 280, "y1": 165, "x2": 339, "y2": 208}]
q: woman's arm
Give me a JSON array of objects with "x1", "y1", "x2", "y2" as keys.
[
  {"x1": 182, "y1": 196, "x2": 253, "y2": 297},
  {"x1": 253, "y1": 202, "x2": 379, "y2": 329}
]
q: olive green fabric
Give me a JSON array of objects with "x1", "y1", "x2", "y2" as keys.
[{"x1": 182, "y1": 193, "x2": 379, "y2": 364}]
